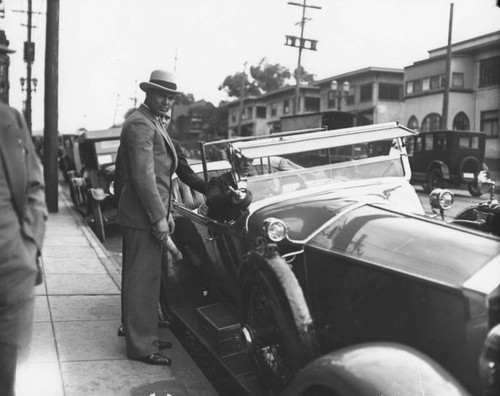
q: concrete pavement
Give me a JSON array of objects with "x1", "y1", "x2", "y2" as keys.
[{"x1": 14, "y1": 184, "x2": 218, "y2": 396}]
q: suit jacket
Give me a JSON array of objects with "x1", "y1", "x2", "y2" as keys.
[
  {"x1": 0, "y1": 103, "x2": 47, "y2": 347},
  {"x1": 117, "y1": 104, "x2": 178, "y2": 230},
  {"x1": 114, "y1": 137, "x2": 205, "y2": 205},
  {"x1": 0, "y1": 104, "x2": 47, "y2": 254}
]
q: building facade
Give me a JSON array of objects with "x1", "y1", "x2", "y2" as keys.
[
  {"x1": 312, "y1": 67, "x2": 404, "y2": 126},
  {"x1": 224, "y1": 67, "x2": 404, "y2": 137},
  {"x1": 404, "y1": 30, "x2": 500, "y2": 171}
]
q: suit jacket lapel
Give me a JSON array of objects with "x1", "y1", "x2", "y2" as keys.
[{"x1": 138, "y1": 105, "x2": 178, "y2": 172}]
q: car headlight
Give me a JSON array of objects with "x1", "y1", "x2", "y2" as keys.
[
  {"x1": 263, "y1": 217, "x2": 287, "y2": 242},
  {"x1": 429, "y1": 188, "x2": 454, "y2": 210},
  {"x1": 108, "y1": 181, "x2": 115, "y2": 196}
]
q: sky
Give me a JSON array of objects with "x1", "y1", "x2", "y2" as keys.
[{"x1": 1, "y1": 0, "x2": 500, "y2": 134}]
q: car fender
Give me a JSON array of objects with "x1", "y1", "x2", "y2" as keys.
[
  {"x1": 284, "y1": 342, "x2": 470, "y2": 396},
  {"x1": 426, "y1": 160, "x2": 450, "y2": 180}
]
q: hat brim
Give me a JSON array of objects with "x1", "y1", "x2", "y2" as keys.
[{"x1": 139, "y1": 81, "x2": 181, "y2": 94}]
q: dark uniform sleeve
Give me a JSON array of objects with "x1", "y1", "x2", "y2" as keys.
[
  {"x1": 206, "y1": 172, "x2": 252, "y2": 222},
  {"x1": 172, "y1": 139, "x2": 206, "y2": 194}
]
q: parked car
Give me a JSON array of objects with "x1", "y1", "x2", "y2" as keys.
[
  {"x1": 57, "y1": 133, "x2": 80, "y2": 182},
  {"x1": 162, "y1": 122, "x2": 500, "y2": 395},
  {"x1": 407, "y1": 130, "x2": 487, "y2": 196},
  {"x1": 67, "y1": 127, "x2": 121, "y2": 242}
]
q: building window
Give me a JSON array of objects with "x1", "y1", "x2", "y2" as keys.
[
  {"x1": 345, "y1": 95, "x2": 355, "y2": 106},
  {"x1": 327, "y1": 91, "x2": 336, "y2": 109},
  {"x1": 271, "y1": 103, "x2": 277, "y2": 117},
  {"x1": 231, "y1": 110, "x2": 236, "y2": 123},
  {"x1": 453, "y1": 112, "x2": 470, "y2": 131},
  {"x1": 413, "y1": 79, "x2": 422, "y2": 93},
  {"x1": 452, "y1": 72, "x2": 464, "y2": 88},
  {"x1": 247, "y1": 106, "x2": 253, "y2": 119},
  {"x1": 304, "y1": 97, "x2": 320, "y2": 112},
  {"x1": 422, "y1": 78, "x2": 430, "y2": 91},
  {"x1": 379, "y1": 83, "x2": 402, "y2": 100},
  {"x1": 256, "y1": 106, "x2": 266, "y2": 119},
  {"x1": 406, "y1": 81, "x2": 413, "y2": 94},
  {"x1": 421, "y1": 113, "x2": 442, "y2": 132},
  {"x1": 430, "y1": 75, "x2": 442, "y2": 89},
  {"x1": 360, "y1": 84, "x2": 372, "y2": 102},
  {"x1": 479, "y1": 56, "x2": 500, "y2": 87},
  {"x1": 283, "y1": 99, "x2": 290, "y2": 114},
  {"x1": 407, "y1": 116, "x2": 419, "y2": 131},
  {"x1": 481, "y1": 110, "x2": 499, "y2": 138}
]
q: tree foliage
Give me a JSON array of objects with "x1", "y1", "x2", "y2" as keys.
[
  {"x1": 249, "y1": 58, "x2": 292, "y2": 93},
  {"x1": 220, "y1": 58, "x2": 314, "y2": 99}
]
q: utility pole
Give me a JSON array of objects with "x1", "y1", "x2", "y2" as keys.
[
  {"x1": 237, "y1": 61, "x2": 247, "y2": 137},
  {"x1": 285, "y1": 1, "x2": 320, "y2": 115},
  {"x1": 442, "y1": 2, "x2": 454, "y2": 130},
  {"x1": 44, "y1": 0, "x2": 59, "y2": 212},
  {"x1": 13, "y1": 0, "x2": 41, "y2": 133}
]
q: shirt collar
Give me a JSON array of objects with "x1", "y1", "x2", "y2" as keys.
[{"x1": 142, "y1": 103, "x2": 171, "y2": 123}]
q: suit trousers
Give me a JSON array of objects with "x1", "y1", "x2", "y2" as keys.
[{"x1": 122, "y1": 227, "x2": 162, "y2": 358}]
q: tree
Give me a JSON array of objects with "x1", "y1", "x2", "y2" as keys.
[
  {"x1": 174, "y1": 92, "x2": 195, "y2": 105},
  {"x1": 220, "y1": 58, "x2": 314, "y2": 99},
  {"x1": 294, "y1": 65, "x2": 315, "y2": 84},
  {"x1": 250, "y1": 58, "x2": 292, "y2": 92},
  {"x1": 219, "y1": 71, "x2": 260, "y2": 99}
]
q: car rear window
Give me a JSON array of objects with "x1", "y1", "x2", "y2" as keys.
[{"x1": 309, "y1": 205, "x2": 500, "y2": 287}]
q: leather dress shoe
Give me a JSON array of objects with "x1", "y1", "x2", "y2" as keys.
[
  {"x1": 154, "y1": 340, "x2": 172, "y2": 349},
  {"x1": 117, "y1": 324, "x2": 125, "y2": 337},
  {"x1": 134, "y1": 353, "x2": 172, "y2": 366}
]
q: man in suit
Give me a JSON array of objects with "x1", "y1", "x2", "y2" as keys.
[
  {"x1": 114, "y1": 126, "x2": 205, "y2": 338},
  {"x1": 117, "y1": 70, "x2": 191, "y2": 366},
  {"x1": 0, "y1": 98, "x2": 47, "y2": 394}
]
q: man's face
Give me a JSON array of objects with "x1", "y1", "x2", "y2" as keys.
[
  {"x1": 145, "y1": 89, "x2": 175, "y2": 117},
  {"x1": 236, "y1": 156, "x2": 253, "y2": 177}
]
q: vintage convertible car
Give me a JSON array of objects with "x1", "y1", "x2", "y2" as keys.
[{"x1": 162, "y1": 122, "x2": 500, "y2": 396}]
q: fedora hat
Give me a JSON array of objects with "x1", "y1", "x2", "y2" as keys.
[{"x1": 139, "y1": 69, "x2": 181, "y2": 94}]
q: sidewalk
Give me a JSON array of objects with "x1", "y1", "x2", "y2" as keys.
[{"x1": 14, "y1": 184, "x2": 218, "y2": 396}]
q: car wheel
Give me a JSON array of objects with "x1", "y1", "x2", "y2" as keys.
[
  {"x1": 242, "y1": 253, "x2": 318, "y2": 391},
  {"x1": 91, "y1": 198, "x2": 106, "y2": 242},
  {"x1": 427, "y1": 168, "x2": 445, "y2": 191}
]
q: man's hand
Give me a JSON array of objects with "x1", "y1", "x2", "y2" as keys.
[
  {"x1": 152, "y1": 217, "x2": 169, "y2": 244},
  {"x1": 228, "y1": 186, "x2": 247, "y2": 203}
]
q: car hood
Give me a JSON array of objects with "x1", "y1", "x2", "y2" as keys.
[{"x1": 247, "y1": 179, "x2": 423, "y2": 241}]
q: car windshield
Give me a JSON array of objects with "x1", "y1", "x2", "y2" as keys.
[{"x1": 245, "y1": 139, "x2": 405, "y2": 203}]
